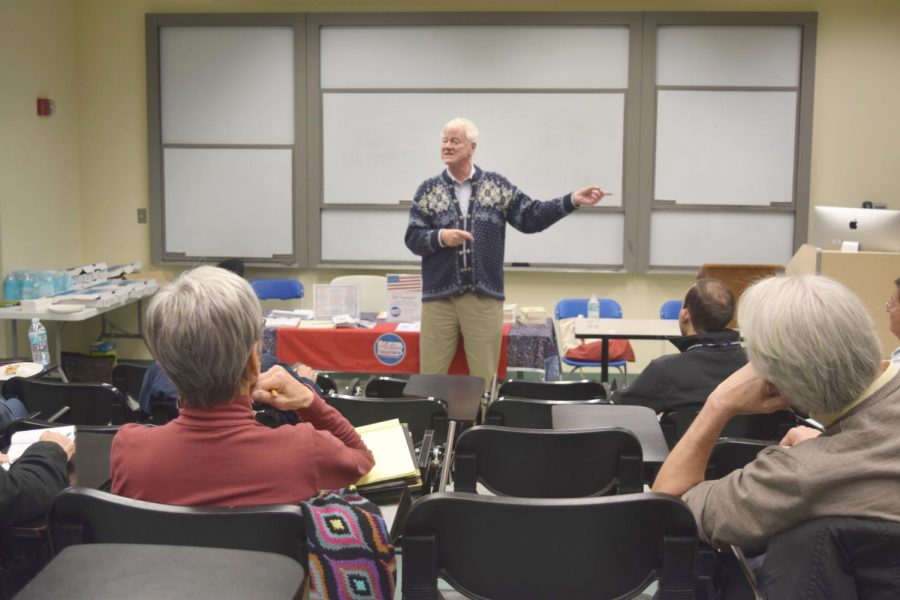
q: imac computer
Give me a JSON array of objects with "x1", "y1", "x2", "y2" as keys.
[{"x1": 812, "y1": 206, "x2": 900, "y2": 252}]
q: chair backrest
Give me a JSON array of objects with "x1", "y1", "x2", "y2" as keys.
[
  {"x1": 315, "y1": 372, "x2": 337, "y2": 396},
  {"x1": 705, "y1": 437, "x2": 770, "y2": 480},
  {"x1": 762, "y1": 517, "x2": 900, "y2": 600},
  {"x1": 453, "y1": 425, "x2": 643, "y2": 497},
  {"x1": 249, "y1": 278, "x2": 304, "y2": 300},
  {"x1": 660, "y1": 410, "x2": 797, "y2": 449},
  {"x1": 498, "y1": 378, "x2": 606, "y2": 400},
  {"x1": 402, "y1": 492, "x2": 698, "y2": 600},
  {"x1": 324, "y1": 394, "x2": 448, "y2": 444},
  {"x1": 111, "y1": 362, "x2": 148, "y2": 403},
  {"x1": 60, "y1": 351, "x2": 115, "y2": 384},
  {"x1": 1, "y1": 377, "x2": 128, "y2": 425},
  {"x1": 660, "y1": 299, "x2": 683, "y2": 320},
  {"x1": 364, "y1": 376, "x2": 408, "y2": 398},
  {"x1": 329, "y1": 275, "x2": 388, "y2": 314},
  {"x1": 554, "y1": 297, "x2": 623, "y2": 320},
  {"x1": 48, "y1": 487, "x2": 307, "y2": 562},
  {"x1": 486, "y1": 397, "x2": 609, "y2": 429}
]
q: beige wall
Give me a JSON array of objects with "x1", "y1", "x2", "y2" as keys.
[
  {"x1": 3, "y1": 0, "x2": 899, "y2": 365},
  {"x1": 0, "y1": 0, "x2": 84, "y2": 355}
]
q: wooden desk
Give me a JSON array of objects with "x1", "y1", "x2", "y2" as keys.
[
  {"x1": 15, "y1": 543, "x2": 305, "y2": 600},
  {"x1": 575, "y1": 318, "x2": 681, "y2": 382},
  {"x1": 552, "y1": 404, "x2": 670, "y2": 475}
]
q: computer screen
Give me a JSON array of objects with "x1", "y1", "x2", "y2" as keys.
[{"x1": 812, "y1": 206, "x2": 900, "y2": 252}]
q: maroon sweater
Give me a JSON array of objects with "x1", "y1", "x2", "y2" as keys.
[{"x1": 110, "y1": 394, "x2": 374, "y2": 507}]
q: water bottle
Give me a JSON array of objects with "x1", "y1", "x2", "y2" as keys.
[
  {"x1": 3, "y1": 273, "x2": 19, "y2": 301},
  {"x1": 28, "y1": 318, "x2": 50, "y2": 367},
  {"x1": 587, "y1": 295, "x2": 601, "y2": 321},
  {"x1": 20, "y1": 271, "x2": 36, "y2": 300}
]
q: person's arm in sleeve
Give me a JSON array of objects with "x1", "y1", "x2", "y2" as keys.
[
  {"x1": 0, "y1": 435, "x2": 72, "y2": 528},
  {"x1": 505, "y1": 178, "x2": 609, "y2": 234},
  {"x1": 405, "y1": 181, "x2": 446, "y2": 257},
  {"x1": 252, "y1": 366, "x2": 375, "y2": 484},
  {"x1": 681, "y1": 447, "x2": 806, "y2": 548}
]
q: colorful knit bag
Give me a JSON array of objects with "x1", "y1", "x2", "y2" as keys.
[{"x1": 302, "y1": 488, "x2": 397, "y2": 600}]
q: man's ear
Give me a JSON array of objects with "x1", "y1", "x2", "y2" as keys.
[{"x1": 679, "y1": 307, "x2": 693, "y2": 335}]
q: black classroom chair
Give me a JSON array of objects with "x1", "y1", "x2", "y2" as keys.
[
  {"x1": 660, "y1": 409, "x2": 798, "y2": 449},
  {"x1": 453, "y1": 425, "x2": 643, "y2": 497},
  {"x1": 1, "y1": 377, "x2": 129, "y2": 425},
  {"x1": 402, "y1": 492, "x2": 699, "y2": 600},
  {"x1": 364, "y1": 376, "x2": 408, "y2": 398},
  {"x1": 498, "y1": 378, "x2": 606, "y2": 400},
  {"x1": 315, "y1": 372, "x2": 337, "y2": 396},
  {"x1": 485, "y1": 397, "x2": 609, "y2": 429},
  {"x1": 324, "y1": 394, "x2": 448, "y2": 445},
  {"x1": 48, "y1": 487, "x2": 307, "y2": 563}
]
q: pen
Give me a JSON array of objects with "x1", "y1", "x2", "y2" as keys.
[{"x1": 270, "y1": 388, "x2": 279, "y2": 399}]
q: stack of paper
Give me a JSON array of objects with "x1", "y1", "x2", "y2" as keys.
[
  {"x1": 356, "y1": 419, "x2": 419, "y2": 489},
  {"x1": 2, "y1": 425, "x2": 75, "y2": 471}
]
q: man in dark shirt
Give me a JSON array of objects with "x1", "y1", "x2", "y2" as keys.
[{"x1": 613, "y1": 278, "x2": 746, "y2": 413}]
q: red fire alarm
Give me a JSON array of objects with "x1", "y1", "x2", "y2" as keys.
[{"x1": 36, "y1": 97, "x2": 55, "y2": 117}]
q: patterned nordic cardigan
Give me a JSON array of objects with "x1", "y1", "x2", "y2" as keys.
[{"x1": 404, "y1": 166, "x2": 577, "y2": 302}]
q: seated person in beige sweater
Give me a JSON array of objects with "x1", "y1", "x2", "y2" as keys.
[{"x1": 653, "y1": 274, "x2": 900, "y2": 549}]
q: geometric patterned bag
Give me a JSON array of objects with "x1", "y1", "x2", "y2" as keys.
[{"x1": 302, "y1": 487, "x2": 397, "y2": 600}]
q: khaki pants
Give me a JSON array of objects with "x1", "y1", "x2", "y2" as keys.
[{"x1": 420, "y1": 294, "x2": 503, "y2": 388}]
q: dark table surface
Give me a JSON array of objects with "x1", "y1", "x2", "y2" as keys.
[
  {"x1": 15, "y1": 543, "x2": 305, "y2": 600},
  {"x1": 552, "y1": 404, "x2": 670, "y2": 466}
]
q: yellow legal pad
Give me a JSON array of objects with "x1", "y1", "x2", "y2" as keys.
[{"x1": 355, "y1": 419, "x2": 419, "y2": 486}]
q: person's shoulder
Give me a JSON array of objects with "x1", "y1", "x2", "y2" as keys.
[
  {"x1": 415, "y1": 173, "x2": 446, "y2": 195},
  {"x1": 480, "y1": 170, "x2": 512, "y2": 186}
]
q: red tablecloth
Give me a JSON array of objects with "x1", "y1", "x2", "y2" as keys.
[{"x1": 275, "y1": 323, "x2": 510, "y2": 378}]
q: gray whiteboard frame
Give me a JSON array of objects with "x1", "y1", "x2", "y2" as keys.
[
  {"x1": 305, "y1": 12, "x2": 644, "y2": 272},
  {"x1": 145, "y1": 11, "x2": 816, "y2": 273},
  {"x1": 146, "y1": 13, "x2": 308, "y2": 267},
  {"x1": 637, "y1": 12, "x2": 817, "y2": 272}
]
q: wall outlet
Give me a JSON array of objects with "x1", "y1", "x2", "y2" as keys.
[{"x1": 137, "y1": 208, "x2": 147, "y2": 224}]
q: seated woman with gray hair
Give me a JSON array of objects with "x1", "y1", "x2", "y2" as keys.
[
  {"x1": 653, "y1": 274, "x2": 900, "y2": 549},
  {"x1": 110, "y1": 266, "x2": 374, "y2": 506}
]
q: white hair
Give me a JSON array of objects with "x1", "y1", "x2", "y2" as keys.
[
  {"x1": 738, "y1": 275, "x2": 882, "y2": 415},
  {"x1": 145, "y1": 266, "x2": 262, "y2": 408},
  {"x1": 443, "y1": 117, "x2": 479, "y2": 143}
]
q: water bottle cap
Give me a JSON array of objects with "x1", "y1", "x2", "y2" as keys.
[{"x1": 31, "y1": 318, "x2": 40, "y2": 324}]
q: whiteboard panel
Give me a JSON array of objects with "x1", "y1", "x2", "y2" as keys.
[
  {"x1": 323, "y1": 93, "x2": 624, "y2": 207},
  {"x1": 656, "y1": 26, "x2": 801, "y2": 87},
  {"x1": 649, "y1": 211, "x2": 794, "y2": 267},
  {"x1": 321, "y1": 211, "x2": 412, "y2": 262},
  {"x1": 160, "y1": 27, "x2": 294, "y2": 144},
  {"x1": 321, "y1": 26, "x2": 629, "y2": 89},
  {"x1": 164, "y1": 148, "x2": 293, "y2": 258},
  {"x1": 654, "y1": 90, "x2": 796, "y2": 206},
  {"x1": 506, "y1": 213, "x2": 624, "y2": 265},
  {"x1": 321, "y1": 210, "x2": 624, "y2": 266}
]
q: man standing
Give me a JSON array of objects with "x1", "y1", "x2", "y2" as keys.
[
  {"x1": 405, "y1": 117, "x2": 608, "y2": 385},
  {"x1": 613, "y1": 278, "x2": 747, "y2": 413}
]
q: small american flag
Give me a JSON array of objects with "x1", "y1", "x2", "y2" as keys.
[{"x1": 387, "y1": 274, "x2": 422, "y2": 292}]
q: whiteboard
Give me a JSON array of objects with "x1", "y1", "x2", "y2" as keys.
[
  {"x1": 321, "y1": 210, "x2": 621, "y2": 266},
  {"x1": 322, "y1": 92, "x2": 625, "y2": 206},
  {"x1": 649, "y1": 211, "x2": 795, "y2": 267},
  {"x1": 654, "y1": 90, "x2": 797, "y2": 206},
  {"x1": 321, "y1": 25, "x2": 629, "y2": 89},
  {"x1": 164, "y1": 148, "x2": 293, "y2": 258},
  {"x1": 656, "y1": 26, "x2": 801, "y2": 87},
  {"x1": 506, "y1": 213, "x2": 624, "y2": 265},
  {"x1": 160, "y1": 27, "x2": 294, "y2": 145}
]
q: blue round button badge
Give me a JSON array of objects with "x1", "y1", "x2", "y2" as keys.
[
  {"x1": 373, "y1": 333, "x2": 406, "y2": 366},
  {"x1": 389, "y1": 306, "x2": 401, "y2": 318}
]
